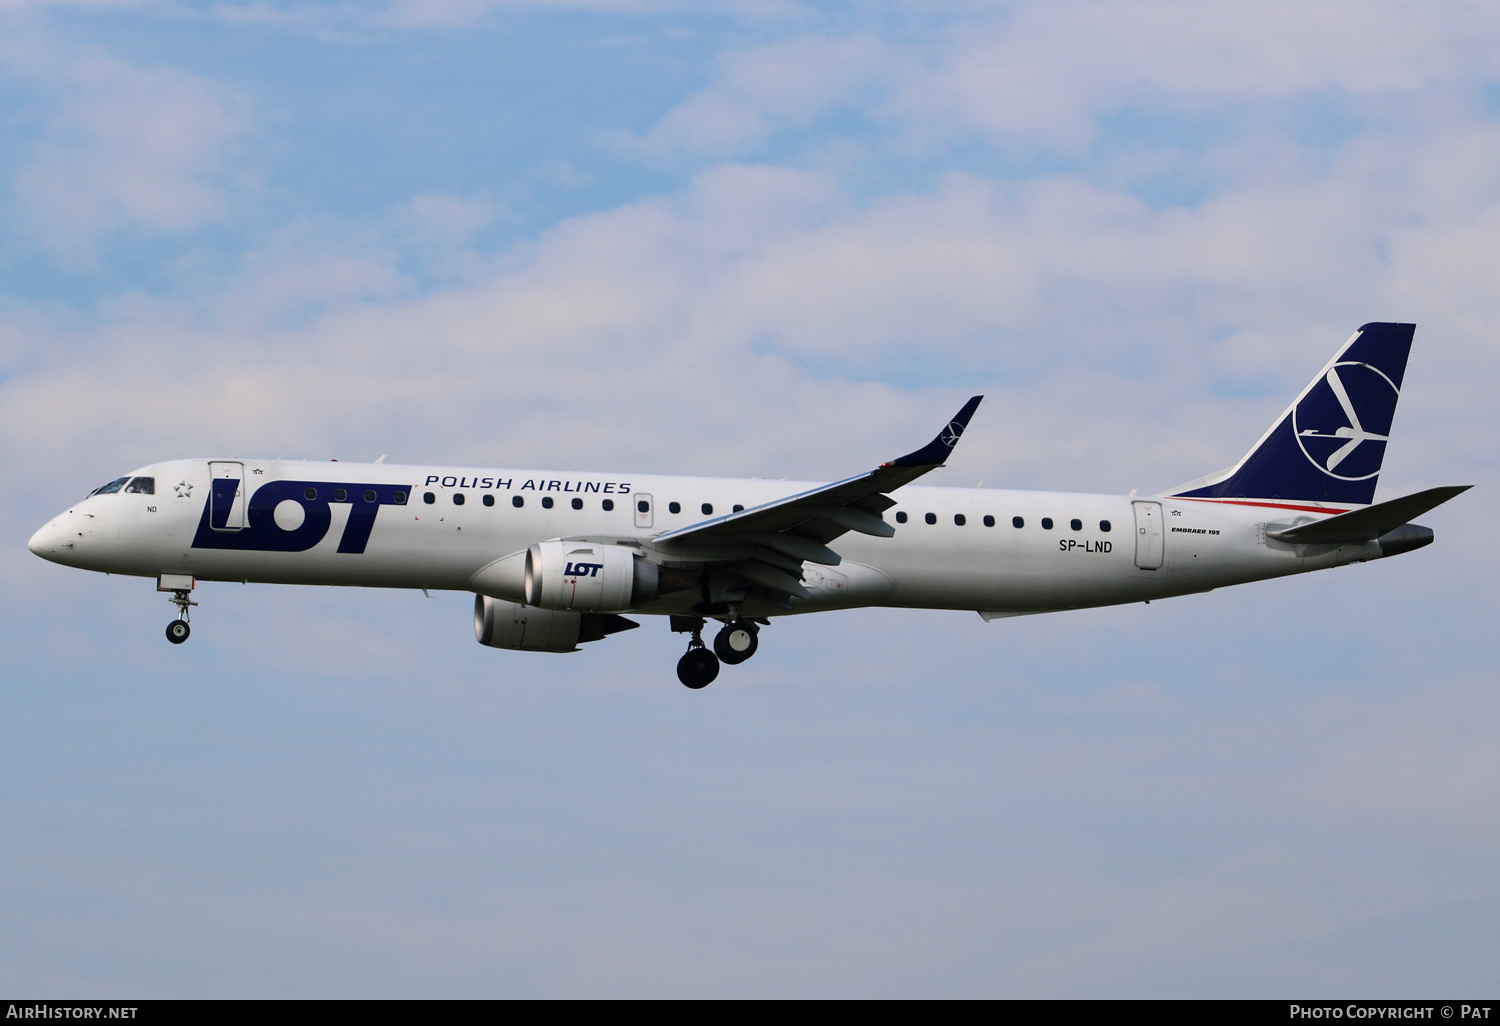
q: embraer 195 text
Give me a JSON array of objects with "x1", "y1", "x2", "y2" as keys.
[{"x1": 29, "y1": 323, "x2": 1469, "y2": 688}]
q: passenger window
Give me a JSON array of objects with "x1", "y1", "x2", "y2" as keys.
[
  {"x1": 602, "y1": 499, "x2": 614, "y2": 511},
  {"x1": 983, "y1": 515, "x2": 995, "y2": 527},
  {"x1": 423, "y1": 492, "x2": 435, "y2": 504},
  {"x1": 1100, "y1": 520, "x2": 1111, "y2": 532},
  {"x1": 482, "y1": 494, "x2": 494, "y2": 506},
  {"x1": 1012, "y1": 516, "x2": 1024, "y2": 528},
  {"x1": 733, "y1": 504, "x2": 744, "y2": 512},
  {"x1": 1041, "y1": 518, "x2": 1053, "y2": 530},
  {"x1": 895, "y1": 511, "x2": 908, "y2": 524},
  {"x1": 542, "y1": 496, "x2": 554, "y2": 509},
  {"x1": 393, "y1": 491, "x2": 407, "y2": 504},
  {"x1": 954, "y1": 514, "x2": 966, "y2": 526},
  {"x1": 1070, "y1": 518, "x2": 1082, "y2": 531},
  {"x1": 90, "y1": 477, "x2": 129, "y2": 496},
  {"x1": 335, "y1": 488, "x2": 347, "y2": 502},
  {"x1": 365, "y1": 489, "x2": 377, "y2": 503},
  {"x1": 669, "y1": 501, "x2": 681, "y2": 514},
  {"x1": 637, "y1": 499, "x2": 649, "y2": 513},
  {"x1": 453, "y1": 493, "x2": 465, "y2": 505},
  {"x1": 305, "y1": 487, "x2": 318, "y2": 500},
  {"x1": 125, "y1": 477, "x2": 156, "y2": 495},
  {"x1": 571, "y1": 497, "x2": 583, "y2": 510},
  {"x1": 512, "y1": 495, "x2": 524, "y2": 508},
  {"x1": 924, "y1": 512, "x2": 936, "y2": 525},
  {"x1": 702, "y1": 503, "x2": 713, "y2": 515}
]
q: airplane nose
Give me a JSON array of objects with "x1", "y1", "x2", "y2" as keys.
[{"x1": 28, "y1": 520, "x2": 57, "y2": 558}]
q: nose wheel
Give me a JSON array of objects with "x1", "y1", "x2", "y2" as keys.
[{"x1": 163, "y1": 583, "x2": 197, "y2": 645}]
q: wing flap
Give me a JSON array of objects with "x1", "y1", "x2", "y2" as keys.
[
  {"x1": 732, "y1": 560, "x2": 813, "y2": 599},
  {"x1": 738, "y1": 532, "x2": 842, "y2": 565}
]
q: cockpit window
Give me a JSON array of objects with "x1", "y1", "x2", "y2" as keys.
[
  {"x1": 89, "y1": 477, "x2": 129, "y2": 496},
  {"x1": 123, "y1": 477, "x2": 155, "y2": 495}
]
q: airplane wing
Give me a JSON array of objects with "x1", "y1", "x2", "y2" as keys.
[
  {"x1": 1266, "y1": 485, "x2": 1470, "y2": 543},
  {"x1": 647, "y1": 396, "x2": 983, "y2": 600}
]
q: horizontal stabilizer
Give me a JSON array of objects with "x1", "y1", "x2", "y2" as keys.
[{"x1": 1267, "y1": 485, "x2": 1470, "y2": 543}]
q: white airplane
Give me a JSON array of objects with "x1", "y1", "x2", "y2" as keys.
[{"x1": 28, "y1": 322, "x2": 1468, "y2": 688}]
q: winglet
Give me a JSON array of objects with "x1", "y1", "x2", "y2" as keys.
[{"x1": 888, "y1": 396, "x2": 983, "y2": 469}]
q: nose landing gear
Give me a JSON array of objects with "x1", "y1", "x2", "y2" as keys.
[{"x1": 158, "y1": 574, "x2": 196, "y2": 645}]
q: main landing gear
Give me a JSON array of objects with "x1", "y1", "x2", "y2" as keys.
[
  {"x1": 673, "y1": 616, "x2": 762, "y2": 688},
  {"x1": 713, "y1": 621, "x2": 758, "y2": 664},
  {"x1": 677, "y1": 646, "x2": 719, "y2": 689}
]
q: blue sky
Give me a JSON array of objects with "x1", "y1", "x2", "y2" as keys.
[{"x1": 2, "y1": 0, "x2": 1498, "y2": 996}]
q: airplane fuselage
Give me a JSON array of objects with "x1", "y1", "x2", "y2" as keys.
[{"x1": 29, "y1": 457, "x2": 1377, "y2": 619}]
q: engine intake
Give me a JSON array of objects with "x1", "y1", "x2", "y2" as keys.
[
  {"x1": 524, "y1": 540, "x2": 657, "y2": 612},
  {"x1": 474, "y1": 595, "x2": 638, "y2": 653}
]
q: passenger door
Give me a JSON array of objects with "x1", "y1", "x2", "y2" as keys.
[
  {"x1": 208, "y1": 461, "x2": 246, "y2": 531},
  {"x1": 1132, "y1": 500, "x2": 1163, "y2": 570}
]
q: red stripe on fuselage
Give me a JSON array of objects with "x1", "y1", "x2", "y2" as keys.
[{"x1": 1169, "y1": 497, "x2": 1359, "y2": 515}]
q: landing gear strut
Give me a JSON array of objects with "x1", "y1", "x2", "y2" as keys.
[
  {"x1": 159, "y1": 574, "x2": 197, "y2": 645},
  {"x1": 674, "y1": 617, "x2": 720, "y2": 689}
]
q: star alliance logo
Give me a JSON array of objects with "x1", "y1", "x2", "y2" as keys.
[
  {"x1": 1292, "y1": 361, "x2": 1399, "y2": 481},
  {"x1": 173, "y1": 481, "x2": 193, "y2": 498}
]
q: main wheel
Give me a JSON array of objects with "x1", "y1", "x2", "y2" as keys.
[
  {"x1": 677, "y1": 648, "x2": 720, "y2": 689},
  {"x1": 713, "y1": 622, "x2": 758, "y2": 664},
  {"x1": 166, "y1": 619, "x2": 191, "y2": 644}
]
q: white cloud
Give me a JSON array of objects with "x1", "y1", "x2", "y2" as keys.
[
  {"x1": 630, "y1": 2, "x2": 1500, "y2": 158},
  {"x1": 203, "y1": 0, "x2": 799, "y2": 35},
  {"x1": 7, "y1": 47, "x2": 253, "y2": 264},
  {"x1": 627, "y1": 34, "x2": 896, "y2": 158},
  {"x1": 900, "y1": 1, "x2": 1495, "y2": 147}
]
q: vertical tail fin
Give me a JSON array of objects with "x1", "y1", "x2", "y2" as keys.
[{"x1": 1167, "y1": 322, "x2": 1414, "y2": 506}]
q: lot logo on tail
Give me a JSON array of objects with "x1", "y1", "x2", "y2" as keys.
[{"x1": 1291, "y1": 361, "x2": 1399, "y2": 481}]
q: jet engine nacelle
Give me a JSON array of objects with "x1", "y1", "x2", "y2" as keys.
[
  {"x1": 524, "y1": 540, "x2": 657, "y2": 613},
  {"x1": 474, "y1": 595, "x2": 638, "y2": 653}
]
